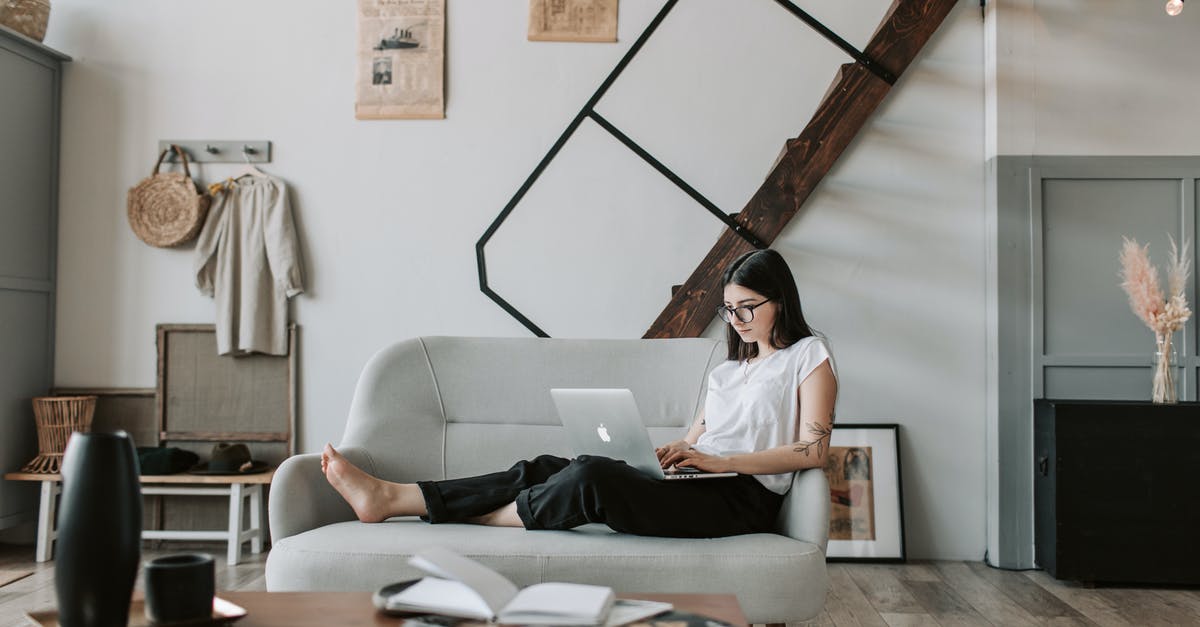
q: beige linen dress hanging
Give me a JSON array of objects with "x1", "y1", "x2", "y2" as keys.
[{"x1": 194, "y1": 176, "x2": 304, "y2": 355}]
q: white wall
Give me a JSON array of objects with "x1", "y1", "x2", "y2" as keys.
[
  {"x1": 991, "y1": 0, "x2": 1200, "y2": 157},
  {"x1": 45, "y1": 0, "x2": 985, "y2": 559}
]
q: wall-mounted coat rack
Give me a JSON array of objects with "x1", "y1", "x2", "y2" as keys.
[{"x1": 157, "y1": 140, "x2": 272, "y2": 164}]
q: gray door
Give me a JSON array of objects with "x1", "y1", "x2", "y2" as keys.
[
  {"x1": 0, "y1": 38, "x2": 60, "y2": 528},
  {"x1": 989, "y1": 156, "x2": 1200, "y2": 570},
  {"x1": 1034, "y1": 166, "x2": 1197, "y2": 401}
]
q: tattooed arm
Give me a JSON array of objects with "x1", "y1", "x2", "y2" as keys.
[{"x1": 669, "y1": 360, "x2": 837, "y2": 474}]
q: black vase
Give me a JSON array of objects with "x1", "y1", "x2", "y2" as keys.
[{"x1": 55, "y1": 431, "x2": 142, "y2": 627}]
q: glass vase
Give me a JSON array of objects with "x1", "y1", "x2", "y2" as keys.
[{"x1": 1152, "y1": 331, "x2": 1179, "y2": 404}]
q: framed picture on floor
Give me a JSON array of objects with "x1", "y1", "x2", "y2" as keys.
[{"x1": 823, "y1": 423, "x2": 905, "y2": 562}]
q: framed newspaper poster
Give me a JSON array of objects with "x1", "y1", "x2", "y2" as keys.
[
  {"x1": 823, "y1": 424, "x2": 906, "y2": 562},
  {"x1": 356, "y1": 0, "x2": 445, "y2": 120},
  {"x1": 528, "y1": 0, "x2": 618, "y2": 43}
]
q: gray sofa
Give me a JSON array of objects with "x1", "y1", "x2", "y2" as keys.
[{"x1": 265, "y1": 336, "x2": 830, "y2": 623}]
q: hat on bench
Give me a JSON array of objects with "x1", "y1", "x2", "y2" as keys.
[
  {"x1": 137, "y1": 446, "x2": 200, "y2": 475},
  {"x1": 189, "y1": 442, "x2": 270, "y2": 475}
]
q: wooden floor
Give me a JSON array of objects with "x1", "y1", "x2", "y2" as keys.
[
  {"x1": 1, "y1": 543, "x2": 1198, "y2": 627},
  {"x1": 0, "y1": 543, "x2": 266, "y2": 627}
]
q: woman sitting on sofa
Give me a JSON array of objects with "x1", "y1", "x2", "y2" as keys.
[{"x1": 322, "y1": 248, "x2": 837, "y2": 538}]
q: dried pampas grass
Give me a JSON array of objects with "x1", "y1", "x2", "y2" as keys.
[
  {"x1": 1120, "y1": 235, "x2": 1191, "y2": 335},
  {"x1": 1120, "y1": 235, "x2": 1191, "y2": 404}
]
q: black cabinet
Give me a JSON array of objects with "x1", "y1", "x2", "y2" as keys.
[{"x1": 1034, "y1": 399, "x2": 1200, "y2": 584}]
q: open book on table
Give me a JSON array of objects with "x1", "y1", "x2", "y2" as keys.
[{"x1": 382, "y1": 546, "x2": 658, "y2": 625}]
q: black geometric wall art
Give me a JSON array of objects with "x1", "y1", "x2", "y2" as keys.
[{"x1": 476, "y1": 0, "x2": 899, "y2": 337}]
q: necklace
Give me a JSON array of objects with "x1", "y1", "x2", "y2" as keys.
[{"x1": 743, "y1": 349, "x2": 778, "y2": 384}]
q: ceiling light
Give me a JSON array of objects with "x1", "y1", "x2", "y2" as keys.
[{"x1": 1166, "y1": 0, "x2": 1184, "y2": 16}]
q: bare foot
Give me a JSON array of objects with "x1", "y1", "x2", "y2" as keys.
[{"x1": 322, "y1": 444, "x2": 397, "y2": 523}]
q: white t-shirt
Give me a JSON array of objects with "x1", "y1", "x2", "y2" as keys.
[{"x1": 693, "y1": 335, "x2": 836, "y2": 494}]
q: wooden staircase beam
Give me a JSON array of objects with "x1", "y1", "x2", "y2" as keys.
[{"x1": 644, "y1": 0, "x2": 959, "y2": 339}]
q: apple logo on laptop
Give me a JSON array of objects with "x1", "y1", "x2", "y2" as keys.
[{"x1": 596, "y1": 424, "x2": 611, "y2": 443}]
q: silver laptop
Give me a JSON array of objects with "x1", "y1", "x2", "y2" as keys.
[{"x1": 550, "y1": 388, "x2": 737, "y2": 481}]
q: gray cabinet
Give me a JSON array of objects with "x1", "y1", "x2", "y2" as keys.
[{"x1": 0, "y1": 25, "x2": 68, "y2": 531}]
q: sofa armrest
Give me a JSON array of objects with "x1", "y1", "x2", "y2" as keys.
[
  {"x1": 775, "y1": 467, "x2": 830, "y2": 552},
  {"x1": 268, "y1": 447, "x2": 377, "y2": 541}
]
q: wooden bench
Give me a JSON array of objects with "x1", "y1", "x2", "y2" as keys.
[{"x1": 4, "y1": 470, "x2": 273, "y2": 565}]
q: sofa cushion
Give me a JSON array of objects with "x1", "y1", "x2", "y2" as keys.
[
  {"x1": 266, "y1": 519, "x2": 828, "y2": 622},
  {"x1": 339, "y1": 338, "x2": 726, "y2": 483}
]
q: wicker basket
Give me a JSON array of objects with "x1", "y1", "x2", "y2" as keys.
[
  {"x1": 21, "y1": 395, "x2": 96, "y2": 474},
  {"x1": 0, "y1": 0, "x2": 51, "y2": 42}
]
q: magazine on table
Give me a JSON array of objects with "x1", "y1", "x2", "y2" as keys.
[
  {"x1": 394, "y1": 600, "x2": 680, "y2": 627},
  {"x1": 375, "y1": 546, "x2": 672, "y2": 626}
]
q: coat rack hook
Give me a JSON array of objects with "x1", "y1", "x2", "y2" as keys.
[{"x1": 158, "y1": 140, "x2": 271, "y2": 164}]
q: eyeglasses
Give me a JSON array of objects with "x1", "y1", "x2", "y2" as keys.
[{"x1": 716, "y1": 299, "x2": 772, "y2": 324}]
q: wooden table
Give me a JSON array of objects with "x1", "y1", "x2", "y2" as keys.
[
  {"x1": 3, "y1": 470, "x2": 273, "y2": 565},
  {"x1": 218, "y1": 591, "x2": 748, "y2": 627}
]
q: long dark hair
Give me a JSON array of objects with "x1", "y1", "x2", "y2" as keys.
[{"x1": 722, "y1": 249, "x2": 814, "y2": 362}]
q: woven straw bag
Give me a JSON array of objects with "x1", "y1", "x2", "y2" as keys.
[{"x1": 127, "y1": 145, "x2": 210, "y2": 248}]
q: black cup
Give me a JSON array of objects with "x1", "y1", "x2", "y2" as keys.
[{"x1": 143, "y1": 553, "x2": 215, "y2": 624}]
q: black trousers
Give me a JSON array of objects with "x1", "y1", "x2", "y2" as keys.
[{"x1": 417, "y1": 455, "x2": 784, "y2": 538}]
